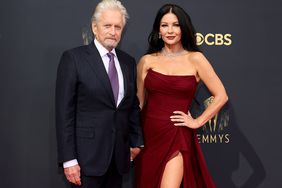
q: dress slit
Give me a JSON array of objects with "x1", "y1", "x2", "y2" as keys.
[{"x1": 158, "y1": 150, "x2": 184, "y2": 188}]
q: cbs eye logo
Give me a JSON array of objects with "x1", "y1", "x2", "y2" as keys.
[{"x1": 196, "y1": 33, "x2": 232, "y2": 46}]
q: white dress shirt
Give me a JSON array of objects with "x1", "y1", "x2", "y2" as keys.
[
  {"x1": 94, "y1": 39, "x2": 125, "y2": 106},
  {"x1": 63, "y1": 39, "x2": 125, "y2": 168}
]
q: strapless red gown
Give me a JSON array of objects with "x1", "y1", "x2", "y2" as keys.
[{"x1": 135, "y1": 69, "x2": 216, "y2": 188}]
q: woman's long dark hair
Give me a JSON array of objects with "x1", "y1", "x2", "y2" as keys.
[{"x1": 147, "y1": 4, "x2": 200, "y2": 54}]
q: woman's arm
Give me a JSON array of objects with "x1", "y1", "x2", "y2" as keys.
[
  {"x1": 193, "y1": 52, "x2": 228, "y2": 127},
  {"x1": 171, "y1": 52, "x2": 228, "y2": 129},
  {"x1": 136, "y1": 55, "x2": 149, "y2": 110}
]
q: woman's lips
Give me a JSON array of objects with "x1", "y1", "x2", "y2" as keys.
[{"x1": 166, "y1": 36, "x2": 175, "y2": 40}]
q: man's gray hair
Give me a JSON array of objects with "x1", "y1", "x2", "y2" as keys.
[{"x1": 91, "y1": 0, "x2": 129, "y2": 25}]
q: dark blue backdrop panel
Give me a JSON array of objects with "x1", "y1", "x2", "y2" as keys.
[{"x1": 0, "y1": 0, "x2": 281, "y2": 187}]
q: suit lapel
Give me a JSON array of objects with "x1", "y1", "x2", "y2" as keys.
[
  {"x1": 116, "y1": 50, "x2": 128, "y2": 107},
  {"x1": 85, "y1": 42, "x2": 116, "y2": 105}
]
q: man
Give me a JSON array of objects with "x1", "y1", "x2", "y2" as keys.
[{"x1": 55, "y1": 0, "x2": 143, "y2": 187}]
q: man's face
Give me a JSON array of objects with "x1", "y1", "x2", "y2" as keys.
[{"x1": 92, "y1": 9, "x2": 124, "y2": 51}]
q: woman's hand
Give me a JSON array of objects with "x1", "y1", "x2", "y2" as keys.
[{"x1": 170, "y1": 111, "x2": 201, "y2": 129}]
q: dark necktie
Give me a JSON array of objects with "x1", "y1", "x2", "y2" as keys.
[{"x1": 107, "y1": 52, "x2": 119, "y2": 105}]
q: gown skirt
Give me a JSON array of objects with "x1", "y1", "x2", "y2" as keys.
[{"x1": 135, "y1": 69, "x2": 216, "y2": 188}]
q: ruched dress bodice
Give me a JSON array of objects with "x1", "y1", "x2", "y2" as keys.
[{"x1": 142, "y1": 69, "x2": 197, "y2": 150}]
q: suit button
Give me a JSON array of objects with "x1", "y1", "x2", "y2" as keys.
[{"x1": 112, "y1": 128, "x2": 116, "y2": 133}]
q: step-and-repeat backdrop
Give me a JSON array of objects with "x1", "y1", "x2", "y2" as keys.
[{"x1": 1, "y1": 0, "x2": 281, "y2": 187}]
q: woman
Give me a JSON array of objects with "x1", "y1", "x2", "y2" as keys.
[{"x1": 135, "y1": 4, "x2": 228, "y2": 188}]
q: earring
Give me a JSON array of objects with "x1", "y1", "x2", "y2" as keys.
[{"x1": 158, "y1": 33, "x2": 161, "y2": 39}]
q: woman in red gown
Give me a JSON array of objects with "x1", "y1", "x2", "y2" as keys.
[{"x1": 134, "y1": 4, "x2": 228, "y2": 188}]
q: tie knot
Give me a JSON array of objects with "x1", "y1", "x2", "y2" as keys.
[{"x1": 107, "y1": 52, "x2": 114, "y2": 61}]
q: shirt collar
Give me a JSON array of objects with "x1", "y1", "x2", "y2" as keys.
[{"x1": 94, "y1": 39, "x2": 117, "y2": 58}]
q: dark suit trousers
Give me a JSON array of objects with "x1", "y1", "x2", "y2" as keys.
[{"x1": 71, "y1": 153, "x2": 122, "y2": 188}]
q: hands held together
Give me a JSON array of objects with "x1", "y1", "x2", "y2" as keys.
[
  {"x1": 170, "y1": 111, "x2": 201, "y2": 129},
  {"x1": 63, "y1": 112, "x2": 196, "y2": 186}
]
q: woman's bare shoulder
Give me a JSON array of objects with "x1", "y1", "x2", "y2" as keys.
[
  {"x1": 187, "y1": 51, "x2": 210, "y2": 68},
  {"x1": 188, "y1": 51, "x2": 205, "y2": 62},
  {"x1": 138, "y1": 53, "x2": 158, "y2": 69}
]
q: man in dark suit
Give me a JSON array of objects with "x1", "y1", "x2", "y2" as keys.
[{"x1": 55, "y1": 0, "x2": 143, "y2": 187}]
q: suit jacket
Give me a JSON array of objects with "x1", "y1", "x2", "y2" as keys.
[{"x1": 55, "y1": 42, "x2": 143, "y2": 176}]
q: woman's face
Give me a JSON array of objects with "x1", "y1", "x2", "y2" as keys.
[{"x1": 159, "y1": 12, "x2": 182, "y2": 46}]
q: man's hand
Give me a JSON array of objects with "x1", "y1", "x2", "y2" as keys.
[
  {"x1": 130, "y1": 147, "x2": 141, "y2": 161},
  {"x1": 64, "y1": 164, "x2": 81, "y2": 186}
]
